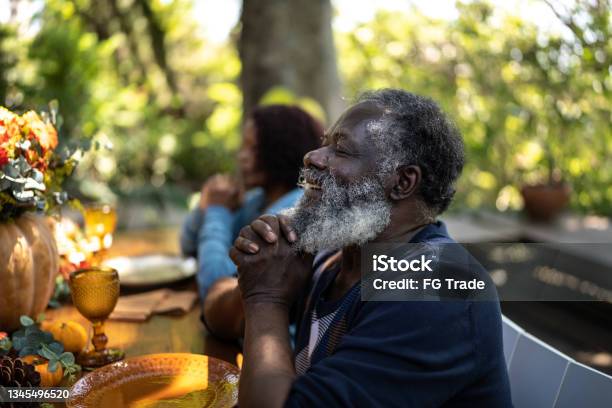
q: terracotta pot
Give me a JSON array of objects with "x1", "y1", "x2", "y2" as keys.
[
  {"x1": 0, "y1": 213, "x2": 59, "y2": 332},
  {"x1": 520, "y1": 183, "x2": 571, "y2": 222}
]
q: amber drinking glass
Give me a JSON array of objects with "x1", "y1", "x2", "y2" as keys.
[
  {"x1": 70, "y1": 267, "x2": 124, "y2": 369},
  {"x1": 83, "y1": 204, "x2": 117, "y2": 265}
]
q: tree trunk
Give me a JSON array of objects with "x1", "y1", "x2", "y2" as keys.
[
  {"x1": 239, "y1": 0, "x2": 344, "y2": 124},
  {"x1": 136, "y1": 0, "x2": 182, "y2": 103}
]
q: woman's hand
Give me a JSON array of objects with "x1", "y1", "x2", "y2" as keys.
[{"x1": 199, "y1": 174, "x2": 242, "y2": 210}]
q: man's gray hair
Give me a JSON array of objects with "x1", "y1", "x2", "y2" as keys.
[{"x1": 358, "y1": 89, "x2": 465, "y2": 214}]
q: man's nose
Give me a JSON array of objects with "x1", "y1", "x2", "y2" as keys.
[{"x1": 303, "y1": 147, "x2": 328, "y2": 170}]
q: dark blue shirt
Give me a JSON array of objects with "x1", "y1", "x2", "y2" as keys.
[{"x1": 286, "y1": 222, "x2": 513, "y2": 407}]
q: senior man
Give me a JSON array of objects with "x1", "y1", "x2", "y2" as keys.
[{"x1": 203, "y1": 89, "x2": 512, "y2": 407}]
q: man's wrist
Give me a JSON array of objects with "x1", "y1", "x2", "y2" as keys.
[
  {"x1": 243, "y1": 300, "x2": 291, "y2": 334},
  {"x1": 243, "y1": 294, "x2": 291, "y2": 311}
]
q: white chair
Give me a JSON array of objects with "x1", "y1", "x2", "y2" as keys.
[
  {"x1": 502, "y1": 315, "x2": 612, "y2": 407},
  {"x1": 507, "y1": 329, "x2": 570, "y2": 407},
  {"x1": 554, "y1": 361, "x2": 612, "y2": 408},
  {"x1": 502, "y1": 315, "x2": 524, "y2": 366}
]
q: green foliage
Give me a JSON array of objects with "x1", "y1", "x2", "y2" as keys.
[
  {"x1": 1, "y1": 0, "x2": 609, "y2": 215},
  {"x1": 11, "y1": 315, "x2": 80, "y2": 378},
  {"x1": 1, "y1": 0, "x2": 243, "y2": 208},
  {"x1": 49, "y1": 275, "x2": 71, "y2": 308},
  {"x1": 337, "y1": 1, "x2": 611, "y2": 214},
  {"x1": 259, "y1": 86, "x2": 327, "y2": 124}
]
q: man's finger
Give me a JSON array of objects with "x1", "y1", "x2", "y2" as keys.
[
  {"x1": 229, "y1": 246, "x2": 245, "y2": 266},
  {"x1": 278, "y1": 214, "x2": 297, "y2": 243},
  {"x1": 258, "y1": 214, "x2": 280, "y2": 236},
  {"x1": 234, "y1": 236, "x2": 259, "y2": 254},
  {"x1": 251, "y1": 219, "x2": 277, "y2": 243}
]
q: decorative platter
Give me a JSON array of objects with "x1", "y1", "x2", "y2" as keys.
[
  {"x1": 67, "y1": 353, "x2": 239, "y2": 408},
  {"x1": 103, "y1": 255, "x2": 197, "y2": 288}
]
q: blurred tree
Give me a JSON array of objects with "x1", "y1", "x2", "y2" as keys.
[
  {"x1": 0, "y1": 0, "x2": 244, "y2": 211},
  {"x1": 0, "y1": 26, "x2": 16, "y2": 106},
  {"x1": 240, "y1": 0, "x2": 344, "y2": 123},
  {"x1": 336, "y1": 0, "x2": 611, "y2": 215},
  {"x1": 1, "y1": 0, "x2": 609, "y2": 217}
]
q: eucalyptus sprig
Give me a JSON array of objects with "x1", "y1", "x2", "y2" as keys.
[
  {"x1": 39, "y1": 343, "x2": 79, "y2": 378},
  {"x1": 11, "y1": 315, "x2": 81, "y2": 379}
]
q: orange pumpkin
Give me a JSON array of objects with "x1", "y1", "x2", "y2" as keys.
[
  {"x1": 21, "y1": 355, "x2": 64, "y2": 387},
  {"x1": 47, "y1": 320, "x2": 88, "y2": 353},
  {"x1": 0, "y1": 213, "x2": 59, "y2": 331}
]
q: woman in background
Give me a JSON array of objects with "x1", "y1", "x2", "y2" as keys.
[{"x1": 180, "y1": 105, "x2": 323, "y2": 300}]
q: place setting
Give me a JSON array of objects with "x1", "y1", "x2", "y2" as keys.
[
  {"x1": 65, "y1": 266, "x2": 238, "y2": 408},
  {"x1": 0, "y1": 105, "x2": 239, "y2": 407},
  {"x1": 59, "y1": 205, "x2": 238, "y2": 407}
]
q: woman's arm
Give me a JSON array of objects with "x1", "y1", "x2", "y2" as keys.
[
  {"x1": 195, "y1": 205, "x2": 238, "y2": 299},
  {"x1": 179, "y1": 208, "x2": 205, "y2": 257},
  {"x1": 202, "y1": 277, "x2": 244, "y2": 340}
]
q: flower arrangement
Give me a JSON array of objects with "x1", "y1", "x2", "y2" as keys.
[{"x1": 0, "y1": 105, "x2": 80, "y2": 222}]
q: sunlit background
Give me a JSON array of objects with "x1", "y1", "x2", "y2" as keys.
[{"x1": 0, "y1": 0, "x2": 610, "y2": 227}]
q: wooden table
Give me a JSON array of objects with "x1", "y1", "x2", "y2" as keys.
[{"x1": 45, "y1": 228, "x2": 241, "y2": 369}]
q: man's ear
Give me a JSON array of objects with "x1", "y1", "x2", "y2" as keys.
[{"x1": 389, "y1": 165, "x2": 421, "y2": 201}]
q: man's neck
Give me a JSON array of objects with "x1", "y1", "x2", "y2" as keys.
[
  {"x1": 376, "y1": 202, "x2": 436, "y2": 242},
  {"x1": 326, "y1": 245, "x2": 361, "y2": 302},
  {"x1": 329, "y1": 211, "x2": 435, "y2": 302}
]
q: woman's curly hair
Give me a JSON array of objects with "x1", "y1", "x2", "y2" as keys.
[{"x1": 250, "y1": 105, "x2": 323, "y2": 190}]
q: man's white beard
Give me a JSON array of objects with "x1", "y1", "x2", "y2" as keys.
[{"x1": 283, "y1": 170, "x2": 392, "y2": 254}]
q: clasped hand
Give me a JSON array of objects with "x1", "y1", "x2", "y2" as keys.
[
  {"x1": 229, "y1": 214, "x2": 314, "y2": 308},
  {"x1": 199, "y1": 174, "x2": 242, "y2": 210}
]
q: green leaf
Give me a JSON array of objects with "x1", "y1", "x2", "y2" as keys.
[
  {"x1": 12, "y1": 329, "x2": 25, "y2": 339},
  {"x1": 39, "y1": 346, "x2": 56, "y2": 360},
  {"x1": 48, "y1": 299, "x2": 61, "y2": 309},
  {"x1": 25, "y1": 325, "x2": 40, "y2": 337},
  {"x1": 12, "y1": 335, "x2": 25, "y2": 350},
  {"x1": 48, "y1": 341, "x2": 64, "y2": 354},
  {"x1": 19, "y1": 346, "x2": 37, "y2": 357},
  {"x1": 48, "y1": 359, "x2": 59, "y2": 373},
  {"x1": 41, "y1": 331, "x2": 54, "y2": 343},
  {"x1": 59, "y1": 352, "x2": 75, "y2": 366},
  {"x1": 24, "y1": 338, "x2": 42, "y2": 351},
  {"x1": 36, "y1": 313, "x2": 46, "y2": 323},
  {"x1": 20, "y1": 315, "x2": 35, "y2": 327}
]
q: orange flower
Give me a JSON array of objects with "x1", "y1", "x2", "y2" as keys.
[
  {"x1": 25, "y1": 148, "x2": 38, "y2": 164},
  {"x1": 25, "y1": 149, "x2": 48, "y2": 171},
  {"x1": 40, "y1": 122, "x2": 59, "y2": 151},
  {"x1": 0, "y1": 107, "x2": 21, "y2": 146},
  {"x1": 21, "y1": 110, "x2": 58, "y2": 151}
]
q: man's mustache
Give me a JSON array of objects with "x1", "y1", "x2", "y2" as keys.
[{"x1": 297, "y1": 168, "x2": 332, "y2": 189}]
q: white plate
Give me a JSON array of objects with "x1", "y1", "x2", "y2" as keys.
[{"x1": 103, "y1": 255, "x2": 197, "y2": 287}]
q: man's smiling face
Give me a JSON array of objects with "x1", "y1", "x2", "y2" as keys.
[
  {"x1": 300, "y1": 101, "x2": 385, "y2": 198},
  {"x1": 287, "y1": 102, "x2": 395, "y2": 253}
]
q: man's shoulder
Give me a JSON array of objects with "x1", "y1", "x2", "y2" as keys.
[{"x1": 355, "y1": 297, "x2": 499, "y2": 327}]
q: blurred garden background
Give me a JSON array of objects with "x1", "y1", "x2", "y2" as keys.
[{"x1": 0, "y1": 0, "x2": 610, "y2": 227}]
